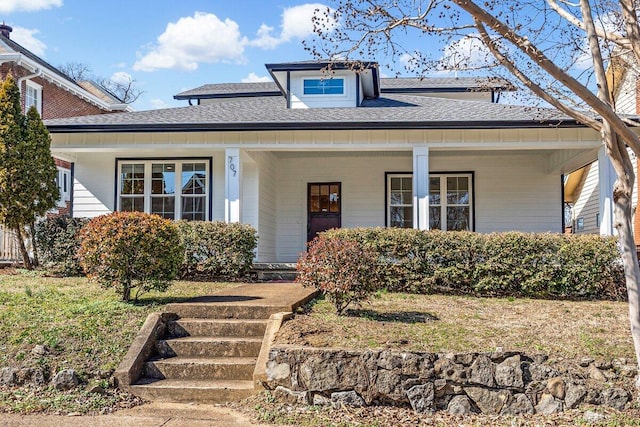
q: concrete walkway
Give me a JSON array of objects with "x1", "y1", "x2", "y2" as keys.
[{"x1": 0, "y1": 402, "x2": 272, "y2": 427}]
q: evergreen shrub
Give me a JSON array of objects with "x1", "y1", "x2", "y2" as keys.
[
  {"x1": 34, "y1": 215, "x2": 89, "y2": 276},
  {"x1": 177, "y1": 221, "x2": 257, "y2": 279}
]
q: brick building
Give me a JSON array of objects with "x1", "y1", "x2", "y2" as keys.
[{"x1": 0, "y1": 23, "x2": 131, "y2": 216}]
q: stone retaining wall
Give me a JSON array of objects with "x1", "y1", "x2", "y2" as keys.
[{"x1": 264, "y1": 347, "x2": 636, "y2": 415}]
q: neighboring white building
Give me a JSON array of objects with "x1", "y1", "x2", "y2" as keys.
[
  {"x1": 564, "y1": 56, "x2": 639, "y2": 239},
  {"x1": 46, "y1": 60, "x2": 602, "y2": 262}
]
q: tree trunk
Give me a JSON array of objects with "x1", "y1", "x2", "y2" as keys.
[
  {"x1": 122, "y1": 283, "x2": 131, "y2": 302},
  {"x1": 29, "y1": 222, "x2": 39, "y2": 268},
  {"x1": 14, "y1": 227, "x2": 32, "y2": 270},
  {"x1": 613, "y1": 177, "x2": 640, "y2": 389}
]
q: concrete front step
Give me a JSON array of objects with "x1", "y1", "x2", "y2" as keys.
[
  {"x1": 157, "y1": 336, "x2": 263, "y2": 358},
  {"x1": 131, "y1": 378, "x2": 254, "y2": 404},
  {"x1": 165, "y1": 303, "x2": 292, "y2": 320},
  {"x1": 167, "y1": 318, "x2": 268, "y2": 338},
  {"x1": 143, "y1": 356, "x2": 257, "y2": 380},
  {"x1": 251, "y1": 262, "x2": 298, "y2": 282}
]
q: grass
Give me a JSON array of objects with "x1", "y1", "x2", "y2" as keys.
[
  {"x1": 275, "y1": 292, "x2": 635, "y2": 362},
  {"x1": 0, "y1": 269, "x2": 237, "y2": 414}
]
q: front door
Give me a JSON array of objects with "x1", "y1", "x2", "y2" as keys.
[{"x1": 307, "y1": 182, "x2": 341, "y2": 242}]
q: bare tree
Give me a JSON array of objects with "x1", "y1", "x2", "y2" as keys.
[
  {"x1": 58, "y1": 62, "x2": 143, "y2": 104},
  {"x1": 310, "y1": 0, "x2": 640, "y2": 389}
]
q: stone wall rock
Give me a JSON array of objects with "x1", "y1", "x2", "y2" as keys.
[{"x1": 265, "y1": 347, "x2": 633, "y2": 416}]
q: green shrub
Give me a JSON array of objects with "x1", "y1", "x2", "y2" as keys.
[
  {"x1": 34, "y1": 215, "x2": 89, "y2": 276},
  {"x1": 306, "y1": 228, "x2": 625, "y2": 300},
  {"x1": 78, "y1": 212, "x2": 183, "y2": 302},
  {"x1": 296, "y1": 235, "x2": 383, "y2": 314},
  {"x1": 177, "y1": 221, "x2": 257, "y2": 279}
]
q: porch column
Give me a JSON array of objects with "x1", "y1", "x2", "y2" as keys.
[
  {"x1": 413, "y1": 147, "x2": 430, "y2": 230},
  {"x1": 225, "y1": 148, "x2": 241, "y2": 223},
  {"x1": 598, "y1": 146, "x2": 616, "y2": 235}
]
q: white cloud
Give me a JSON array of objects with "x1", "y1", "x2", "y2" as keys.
[
  {"x1": 0, "y1": 0, "x2": 62, "y2": 13},
  {"x1": 241, "y1": 72, "x2": 272, "y2": 83},
  {"x1": 441, "y1": 36, "x2": 493, "y2": 71},
  {"x1": 150, "y1": 99, "x2": 169, "y2": 109},
  {"x1": 11, "y1": 27, "x2": 47, "y2": 56},
  {"x1": 251, "y1": 3, "x2": 336, "y2": 49},
  {"x1": 110, "y1": 71, "x2": 132, "y2": 85},
  {"x1": 134, "y1": 12, "x2": 248, "y2": 72}
]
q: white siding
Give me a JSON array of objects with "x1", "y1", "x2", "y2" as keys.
[
  {"x1": 248, "y1": 151, "x2": 278, "y2": 261},
  {"x1": 72, "y1": 153, "x2": 114, "y2": 217},
  {"x1": 571, "y1": 164, "x2": 600, "y2": 234},
  {"x1": 275, "y1": 152, "x2": 562, "y2": 262},
  {"x1": 290, "y1": 71, "x2": 358, "y2": 109},
  {"x1": 570, "y1": 147, "x2": 638, "y2": 235},
  {"x1": 615, "y1": 72, "x2": 637, "y2": 115}
]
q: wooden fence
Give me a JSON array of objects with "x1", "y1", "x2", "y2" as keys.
[{"x1": 0, "y1": 225, "x2": 21, "y2": 262}]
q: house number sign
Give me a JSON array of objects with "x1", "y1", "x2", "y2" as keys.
[{"x1": 228, "y1": 156, "x2": 237, "y2": 177}]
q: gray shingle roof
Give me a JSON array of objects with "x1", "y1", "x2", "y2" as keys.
[
  {"x1": 174, "y1": 77, "x2": 512, "y2": 99},
  {"x1": 45, "y1": 93, "x2": 579, "y2": 132}
]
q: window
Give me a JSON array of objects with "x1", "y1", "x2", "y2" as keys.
[
  {"x1": 387, "y1": 172, "x2": 473, "y2": 231},
  {"x1": 388, "y1": 174, "x2": 413, "y2": 228},
  {"x1": 303, "y1": 78, "x2": 344, "y2": 95},
  {"x1": 118, "y1": 160, "x2": 209, "y2": 220},
  {"x1": 56, "y1": 167, "x2": 71, "y2": 207},
  {"x1": 25, "y1": 80, "x2": 42, "y2": 115}
]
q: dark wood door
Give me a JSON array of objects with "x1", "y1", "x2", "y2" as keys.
[{"x1": 307, "y1": 182, "x2": 341, "y2": 242}]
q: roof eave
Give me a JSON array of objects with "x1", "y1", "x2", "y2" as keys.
[{"x1": 46, "y1": 119, "x2": 586, "y2": 134}]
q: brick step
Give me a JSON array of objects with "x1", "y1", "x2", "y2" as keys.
[
  {"x1": 143, "y1": 356, "x2": 257, "y2": 380},
  {"x1": 167, "y1": 318, "x2": 268, "y2": 338},
  {"x1": 156, "y1": 336, "x2": 263, "y2": 358},
  {"x1": 131, "y1": 378, "x2": 254, "y2": 404},
  {"x1": 165, "y1": 303, "x2": 291, "y2": 319}
]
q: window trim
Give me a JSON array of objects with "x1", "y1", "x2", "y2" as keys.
[
  {"x1": 56, "y1": 167, "x2": 71, "y2": 207},
  {"x1": 385, "y1": 171, "x2": 475, "y2": 231},
  {"x1": 302, "y1": 78, "x2": 345, "y2": 96},
  {"x1": 115, "y1": 157, "x2": 213, "y2": 221},
  {"x1": 25, "y1": 80, "x2": 42, "y2": 115}
]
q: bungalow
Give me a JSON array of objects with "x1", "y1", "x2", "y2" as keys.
[{"x1": 45, "y1": 60, "x2": 604, "y2": 263}]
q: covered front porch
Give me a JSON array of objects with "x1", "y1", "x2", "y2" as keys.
[{"x1": 50, "y1": 126, "x2": 601, "y2": 263}]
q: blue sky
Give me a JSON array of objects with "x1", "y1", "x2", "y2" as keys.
[{"x1": 1, "y1": 0, "x2": 353, "y2": 110}]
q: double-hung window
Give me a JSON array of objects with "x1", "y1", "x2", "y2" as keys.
[
  {"x1": 25, "y1": 80, "x2": 42, "y2": 115},
  {"x1": 118, "y1": 160, "x2": 209, "y2": 220},
  {"x1": 387, "y1": 172, "x2": 473, "y2": 231}
]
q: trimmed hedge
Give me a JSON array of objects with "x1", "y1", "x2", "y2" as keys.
[
  {"x1": 300, "y1": 228, "x2": 625, "y2": 300},
  {"x1": 177, "y1": 221, "x2": 258, "y2": 279},
  {"x1": 34, "y1": 215, "x2": 89, "y2": 276}
]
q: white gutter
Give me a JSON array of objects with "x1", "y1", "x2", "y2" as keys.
[
  {"x1": 17, "y1": 66, "x2": 42, "y2": 94},
  {"x1": 0, "y1": 52, "x2": 130, "y2": 112}
]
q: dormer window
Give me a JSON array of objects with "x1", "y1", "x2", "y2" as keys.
[
  {"x1": 25, "y1": 80, "x2": 42, "y2": 115},
  {"x1": 303, "y1": 78, "x2": 344, "y2": 95}
]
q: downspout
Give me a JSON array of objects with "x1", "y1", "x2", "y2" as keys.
[{"x1": 17, "y1": 66, "x2": 42, "y2": 95}]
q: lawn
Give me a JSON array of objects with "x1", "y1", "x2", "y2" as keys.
[
  {"x1": 1, "y1": 268, "x2": 638, "y2": 423},
  {"x1": 275, "y1": 291, "x2": 635, "y2": 363},
  {"x1": 0, "y1": 269, "x2": 236, "y2": 414}
]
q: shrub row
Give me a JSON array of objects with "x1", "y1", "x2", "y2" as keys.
[
  {"x1": 297, "y1": 228, "x2": 625, "y2": 312},
  {"x1": 34, "y1": 215, "x2": 258, "y2": 281}
]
